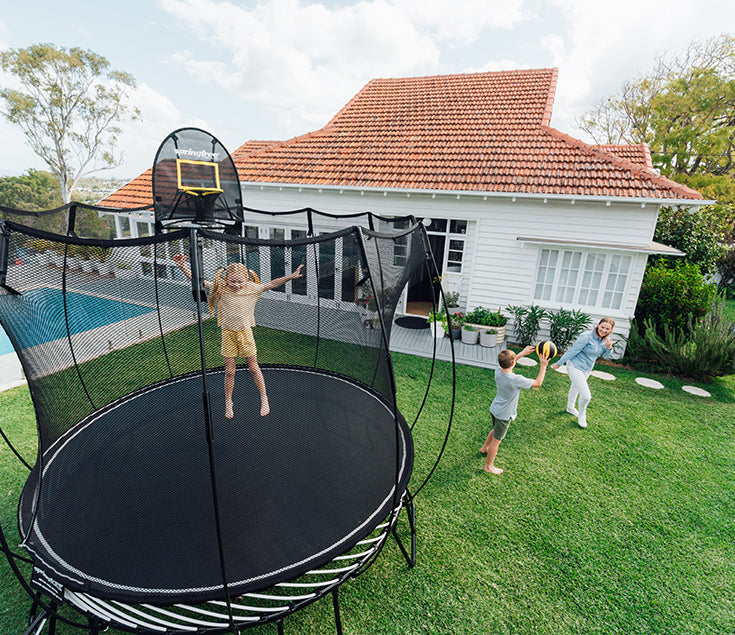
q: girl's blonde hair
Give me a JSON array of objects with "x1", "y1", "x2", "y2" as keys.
[{"x1": 208, "y1": 262, "x2": 260, "y2": 316}]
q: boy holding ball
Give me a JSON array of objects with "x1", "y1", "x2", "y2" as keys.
[{"x1": 480, "y1": 345, "x2": 549, "y2": 474}]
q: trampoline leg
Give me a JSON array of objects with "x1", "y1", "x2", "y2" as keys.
[
  {"x1": 332, "y1": 587, "x2": 343, "y2": 635},
  {"x1": 24, "y1": 611, "x2": 48, "y2": 635},
  {"x1": 392, "y1": 492, "x2": 416, "y2": 567},
  {"x1": 277, "y1": 619, "x2": 285, "y2": 635}
]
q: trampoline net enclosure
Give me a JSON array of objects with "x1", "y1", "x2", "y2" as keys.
[{"x1": 0, "y1": 205, "x2": 432, "y2": 613}]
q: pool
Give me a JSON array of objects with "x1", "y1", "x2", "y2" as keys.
[{"x1": 0, "y1": 288, "x2": 156, "y2": 355}]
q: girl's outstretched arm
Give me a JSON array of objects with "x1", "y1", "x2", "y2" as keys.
[
  {"x1": 261, "y1": 263, "x2": 304, "y2": 291},
  {"x1": 172, "y1": 253, "x2": 212, "y2": 289}
]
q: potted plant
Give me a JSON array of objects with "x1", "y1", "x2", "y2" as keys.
[
  {"x1": 427, "y1": 308, "x2": 446, "y2": 338},
  {"x1": 80, "y1": 246, "x2": 96, "y2": 273},
  {"x1": 461, "y1": 323, "x2": 479, "y2": 345},
  {"x1": 479, "y1": 327, "x2": 498, "y2": 347},
  {"x1": 91, "y1": 247, "x2": 113, "y2": 276},
  {"x1": 116, "y1": 260, "x2": 135, "y2": 279},
  {"x1": 466, "y1": 306, "x2": 508, "y2": 343},
  {"x1": 450, "y1": 311, "x2": 465, "y2": 339},
  {"x1": 443, "y1": 291, "x2": 461, "y2": 314}
]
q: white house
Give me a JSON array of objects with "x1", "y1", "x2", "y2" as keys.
[{"x1": 102, "y1": 68, "x2": 707, "y2": 356}]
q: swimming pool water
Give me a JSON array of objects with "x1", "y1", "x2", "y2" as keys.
[{"x1": 0, "y1": 288, "x2": 156, "y2": 355}]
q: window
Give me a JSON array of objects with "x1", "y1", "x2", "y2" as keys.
[
  {"x1": 420, "y1": 217, "x2": 468, "y2": 274},
  {"x1": 603, "y1": 255, "x2": 631, "y2": 310},
  {"x1": 533, "y1": 248, "x2": 631, "y2": 311}
]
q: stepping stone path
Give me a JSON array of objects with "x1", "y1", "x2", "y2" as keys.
[
  {"x1": 682, "y1": 385, "x2": 711, "y2": 397},
  {"x1": 520, "y1": 358, "x2": 710, "y2": 398},
  {"x1": 635, "y1": 377, "x2": 664, "y2": 389},
  {"x1": 590, "y1": 370, "x2": 616, "y2": 381}
]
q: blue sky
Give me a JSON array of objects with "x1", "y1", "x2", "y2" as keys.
[{"x1": 1, "y1": 0, "x2": 733, "y2": 181}]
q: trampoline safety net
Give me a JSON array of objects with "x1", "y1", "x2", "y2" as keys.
[{"x1": 0, "y1": 206, "x2": 432, "y2": 608}]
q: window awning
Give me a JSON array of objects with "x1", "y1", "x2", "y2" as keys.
[{"x1": 516, "y1": 236, "x2": 684, "y2": 256}]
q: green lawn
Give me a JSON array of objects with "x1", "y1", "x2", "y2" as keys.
[{"x1": 1, "y1": 352, "x2": 734, "y2": 634}]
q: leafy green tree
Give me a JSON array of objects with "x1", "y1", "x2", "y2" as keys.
[
  {"x1": 652, "y1": 205, "x2": 729, "y2": 276},
  {"x1": 576, "y1": 35, "x2": 735, "y2": 178},
  {"x1": 0, "y1": 169, "x2": 62, "y2": 211},
  {"x1": 577, "y1": 36, "x2": 735, "y2": 281},
  {"x1": 0, "y1": 44, "x2": 139, "y2": 204},
  {"x1": 0, "y1": 169, "x2": 65, "y2": 233}
]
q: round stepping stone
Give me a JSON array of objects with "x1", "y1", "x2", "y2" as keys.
[
  {"x1": 682, "y1": 385, "x2": 711, "y2": 397},
  {"x1": 516, "y1": 357, "x2": 537, "y2": 366},
  {"x1": 553, "y1": 365, "x2": 567, "y2": 374},
  {"x1": 590, "y1": 370, "x2": 616, "y2": 381},
  {"x1": 635, "y1": 377, "x2": 664, "y2": 389}
]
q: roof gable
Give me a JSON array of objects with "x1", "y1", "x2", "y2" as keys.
[{"x1": 101, "y1": 68, "x2": 702, "y2": 208}]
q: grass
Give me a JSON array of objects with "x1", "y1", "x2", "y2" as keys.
[{"x1": 1, "y1": 349, "x2": 735, "y2": 633}]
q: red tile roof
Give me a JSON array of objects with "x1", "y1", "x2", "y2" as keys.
[
  {"x1": 595, "y1": 144, "x2": 655, "y2": 171},
  {"x1": 101, "y1": 69, "x2": 702, "y2": 208},
  {"x1": 100, "y1": 141, "x2": 279, "y2": 208}
]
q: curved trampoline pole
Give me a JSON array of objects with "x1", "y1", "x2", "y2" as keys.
[
  {"x1": 188, "y1": 228, "x2": 236, "y2": 632},
  {"x1": 411, "y1": 229, "x2": 456, "y2": 498}
]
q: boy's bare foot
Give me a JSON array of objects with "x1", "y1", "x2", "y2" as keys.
[
  {"x1": 260, "y1": 398, "x2": 270, "y2": 417},
  {"x1": 483, "y1": 464, "x2": 503, "y2": 475},
  {"x1": 479, "y1": 445, "x2": 488, "y2": 454},
  {"x1": 225, "y1": 400, "x2": 234, "y2": 419}
]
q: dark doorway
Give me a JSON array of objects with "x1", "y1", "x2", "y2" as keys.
[{"x1": 406, "y1": 234, "x2": 444, "y2": 315}]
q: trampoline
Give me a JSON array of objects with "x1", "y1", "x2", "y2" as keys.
[
  {"x1": 20, "y1": 367, "x2": 412, "y2": 604},
  {"x1": 0, "y1": 134, "x2": 455, "y2": 635}
]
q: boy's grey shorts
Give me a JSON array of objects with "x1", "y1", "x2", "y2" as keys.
[{"x1": 491, "y1": 413, "x2": 511, "y2": 441}]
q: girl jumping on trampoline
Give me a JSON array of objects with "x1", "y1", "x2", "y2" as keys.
[{"x1": 173, "y1": 254, "x2": 303, "y2": 418}]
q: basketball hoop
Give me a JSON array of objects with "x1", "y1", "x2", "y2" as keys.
[{"x1": 152, "y1": 128, "x2": 243, "y2": 230}]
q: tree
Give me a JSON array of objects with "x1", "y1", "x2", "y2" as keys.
[
  {"x1": 576, "y1": 34, "x2": 735, "y2": 178},
  {"x1": 577, "y1": 35, "x2": 735, "y2": 281},
  {"x1": 0, "y1": 44, "x2": 139, "y2": 204},
  {"x1": 0, "y1": 169, "x2": 63, "y2": 211}
]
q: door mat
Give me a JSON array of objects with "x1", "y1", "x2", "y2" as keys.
[{"x1": 395, "y1": 316, "x2": 429, "y2": 330}]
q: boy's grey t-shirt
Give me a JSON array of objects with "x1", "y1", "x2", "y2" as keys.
[{"x1": 490, "y1": 368, "x2": 534, "y2": 420}]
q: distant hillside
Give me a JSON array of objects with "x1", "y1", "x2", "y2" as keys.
[{"x1": 73, "y1": 176, "x2": 131, "y2": 205}]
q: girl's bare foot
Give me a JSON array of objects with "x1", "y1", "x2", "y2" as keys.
[
  {"x1": 483, "y1": 464, "x2": 503, "y2": 475},
  {"x1": 225, "y1": 400, "x2": 234, "y2": 419},
  {"x1": 479, "y1": 446, "x2": 488, "y2": 454},
  {"x1": 260, "y1": 398, "x2": 270, "y2": 417}
]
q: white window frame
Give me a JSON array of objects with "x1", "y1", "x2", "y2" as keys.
[{"x1": 533, "y1": 247, "x2": 632, "y2": 312}]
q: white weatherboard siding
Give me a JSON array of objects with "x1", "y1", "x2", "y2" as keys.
[{"x1": 241, "y1": 185, "x2": 666, "y2": 357}]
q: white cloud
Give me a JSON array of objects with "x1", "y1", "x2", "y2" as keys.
[
  {"x1": 156, "y1": 0, "x2": 533, "y2": 133},
  {"x1": 115, "y1": 83, "x2": 216, "y2": 176},
  {"x1": 536, "y1": 0, "x2": 735, "y2": 138}
]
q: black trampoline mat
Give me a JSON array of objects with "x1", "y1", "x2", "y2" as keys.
[{"x1": 20, "y1": 368, "x2": 412, "y2": 603}]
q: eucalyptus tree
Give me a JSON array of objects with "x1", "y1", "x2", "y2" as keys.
[{"x1": 0, "y1": 44, "x2": 139, "y2": 203}]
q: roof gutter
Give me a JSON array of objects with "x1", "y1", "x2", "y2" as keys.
[{"x1": 242, "y1": 181, "x2": 714, "y2": 209}]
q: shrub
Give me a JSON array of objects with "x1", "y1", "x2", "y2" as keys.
[
  {"x1": 653, "y1": 205, "x2": 729, "y2": 277},
  {"x1": 718, "y1": 245, "x2": 735, "y2": 298},
  {"x1": 547, "y1": 308, "x2": 592, "y2": 354},
  {"x1": 640, "y1": 302, "x2": 735, "y2": 379},
  {"x1": 636, "y1": 261, "x2": 717, "y2": 336},
  {"x1": 466, "y1": 306, "x2": 507, "y2": 327},
  {"x1": 506, "y1": 304, "x2": 547, "y2": 346}
]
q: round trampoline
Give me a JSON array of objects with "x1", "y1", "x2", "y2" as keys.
[
  {"x1": 0, "y1": 199, "x2": 455, "y2": 634},
  {"x1": 20, "y1": 367, "x2": 412, "y2": 604}
]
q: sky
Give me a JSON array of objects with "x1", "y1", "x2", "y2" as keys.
[{"x1": 0, "y1": 0, "x2": 733, "y2": 181}]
